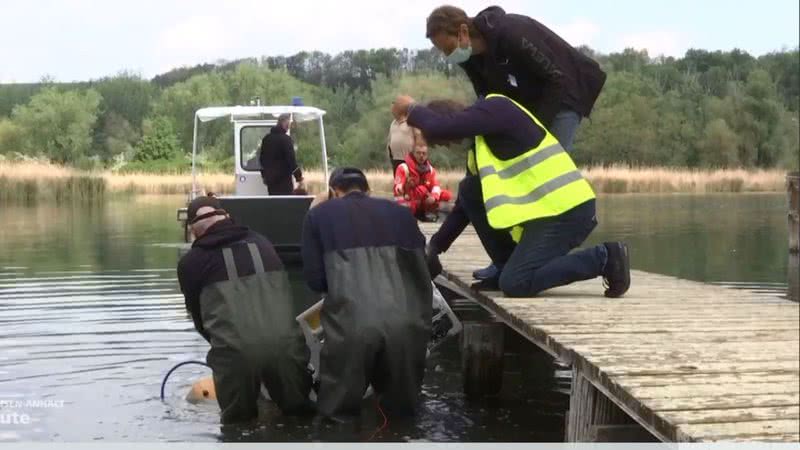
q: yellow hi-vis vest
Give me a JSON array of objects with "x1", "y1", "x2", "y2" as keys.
[
  {"x1": 467, "y1": 148, "x2": 478, "y2": 176},
  {"x1": 467, "y1": 148, "x2": 524, "y2": 243},
  {"x1": 475, "y1": 94, "x2": 595, "y2": 230}
]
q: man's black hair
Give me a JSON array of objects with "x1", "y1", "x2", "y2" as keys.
[{"x1": 328, "y1": 167, "x2": 369, "y2": 193}]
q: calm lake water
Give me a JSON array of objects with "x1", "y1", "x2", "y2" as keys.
[{"x1": 0, "y1": 193, "x2": 792, "y2": 442}]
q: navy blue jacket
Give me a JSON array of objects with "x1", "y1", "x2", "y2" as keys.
[
  {"x1": 411, "y1": 96, "x2": 594, "y2": 255},
  {"x1": 301, "y1": 191, "x2": 426, "y2": 292},
  {"x1": 408, "y1": 95, "x2": 545, "y2": 161}
]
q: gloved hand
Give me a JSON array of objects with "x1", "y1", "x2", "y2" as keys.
[{"x1": 425, "y1": 244, "x2": 443, "y2": 279}]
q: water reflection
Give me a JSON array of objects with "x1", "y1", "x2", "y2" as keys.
[
  {"x1": 0, "y1": 193, "x2": 791, "y2": 441},
  {"x1": 0, "y1": 266, "x2": 565, "y2": 442},
  {"x1": 591, "y1": 193, "x2": 788, "y2": 285}
]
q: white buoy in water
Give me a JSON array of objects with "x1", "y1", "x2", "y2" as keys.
[{"x1": 186, "y1": 376, "x2": 216, "y2": 403}]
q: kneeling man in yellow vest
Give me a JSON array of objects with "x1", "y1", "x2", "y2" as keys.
[{"x1": 392, "y1": 93, "x2": 630, "y2": 298}]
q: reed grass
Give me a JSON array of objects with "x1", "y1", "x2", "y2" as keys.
[
  {"x1": 0, "y1": 161, "x2": 789, "y2": 203},
  {"x1": 583, "y1": 166, "x2": 786, "y2": 194},
  {"x1": 0, "y1": 161, "x2": 106, "y2": 203}
]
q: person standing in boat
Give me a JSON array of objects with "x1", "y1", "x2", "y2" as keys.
[
  {"x1": 301, "y1": 167, "x2": 433, "y2": 419},
  {"x1": 177, "y1": 195, "x2": 314, "y2": 424},
  {"x1": 259, "y1": 113, "x2": 305, "y2": 195}
]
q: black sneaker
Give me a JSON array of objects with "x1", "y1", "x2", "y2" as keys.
[{"x1": 602, "y1": 242, "x2": 630, "y2": 298}]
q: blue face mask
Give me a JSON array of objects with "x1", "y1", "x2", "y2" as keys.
[{"x1": 446, "y1": 45, "x2": 472, "y2": 64}]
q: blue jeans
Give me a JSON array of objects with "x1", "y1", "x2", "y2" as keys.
[
  {"x1": 549, "y1": 110, "x2": 582, "y2": 152},
  {"x1": 498, "y1": 200, "x2": 607, "y2": 297}
]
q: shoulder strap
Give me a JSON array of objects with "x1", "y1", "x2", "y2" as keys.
[
  {"x1": 247, "y1": 242, "x2": 265, "y2": 274},
  {"x1": 222, "y1": 248, "x2": 238, "y2": 281},
  {"x1": 221, "y1": 242, "x2": 266, "y2": 281}
]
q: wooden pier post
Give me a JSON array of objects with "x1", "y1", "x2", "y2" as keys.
[
  {"x1": 789, "y1": 172, "x2": 799, "y2": 302},
  {"x1": 461, "y1": 321, "x2": 505, "y2": 397},
  {"x1": 789, "y1": 254, "x2": 799, "y2": 303},
  {"x1": 789, "y1": 172, "x2": 799, "y2": 254},
  {"x1": 566, "y1": 367, "x2": 657, "y2": 442}
]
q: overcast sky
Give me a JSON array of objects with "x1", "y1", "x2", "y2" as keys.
[{"x1": 1, "y1": 0, "x2": 798, "y2": 83}]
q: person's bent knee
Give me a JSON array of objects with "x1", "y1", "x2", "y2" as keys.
[{"x1": 499, "y1": 272, "x2": 537, "y2": 298}]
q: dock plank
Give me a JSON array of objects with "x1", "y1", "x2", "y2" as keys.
[
  {"x1": 628, "y1": 381, "x2": 800, "y2": 399},
  {"x1": 613, "y1": 373, "x2": 800, "y2": 388},
  {"x1": 643, "y1": 393, "x2": 800, "y2": 411},
  {"x1": 660, "y1": 406, "x2": 799, "y2": 425},
  {"x1": 678, "y1": 419, "x2": 800, "y2": 442},
  {"x1": 598, "y1": 360, "x2": 800, "y2": 377},
  {"x1": 420, "y1": 222, "x2": 800, "y2": 443},
  {"x1": 554, "y1": 330, "x2": 799, "y2": 345}
]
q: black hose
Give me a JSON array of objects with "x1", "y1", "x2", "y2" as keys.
[{"x1": 160, "y1": 360, "x2": 211, "y2": 401}]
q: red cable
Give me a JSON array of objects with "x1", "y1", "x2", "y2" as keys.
[{"x1": 367, "y1": 399, "x2": 389, "y2": 441}]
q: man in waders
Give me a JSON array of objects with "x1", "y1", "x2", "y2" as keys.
[
  {"x1": 393, "y1": 94, "x2": 631, "y2": 298},
  {"x1": 177, "y1": 195, "x2": 314, "y2": 424},
  {"x1": 301, "y1": 168, "x2": 432, "y2": 419}
]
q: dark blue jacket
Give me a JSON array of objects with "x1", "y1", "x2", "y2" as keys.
[
  {"x1": 408, "y1": 96, "x2": 545, "y2": 162},
  {"x1": 301, "y1": 191, "x2": 426, "y2": 292}
]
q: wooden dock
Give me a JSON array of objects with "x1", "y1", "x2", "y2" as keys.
[{"x1": 419, "y1": 223, "x2": 800, "y2": 443}]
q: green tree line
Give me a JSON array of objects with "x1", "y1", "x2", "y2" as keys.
[{"x1": 0, "y1": 47, "x2": 797, "y2": 172}]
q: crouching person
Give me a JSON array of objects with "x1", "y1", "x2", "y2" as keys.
[
  {"x1": 395, "y1": 128, "x2": 452, "y2": 222},
  {"x1": 177, "y1": 195, "x2": 314, "y2": 424},
  {"x1": 302, "y1": 168, "x2": 432, "y2": 419},
  {"x1": 394, "y1": 94, "x2": 630, "y2": 299}
]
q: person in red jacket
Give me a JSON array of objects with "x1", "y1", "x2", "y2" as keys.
[{"x1": 394, "y1": 128, "x2": 452, "y2": 222}]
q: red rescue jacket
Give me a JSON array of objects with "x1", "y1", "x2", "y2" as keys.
[{"x1": 394, "y1": 153, "x2": 444, "y2": 201}]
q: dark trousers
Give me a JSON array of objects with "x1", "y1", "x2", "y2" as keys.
[
  {"x1": 460, "y1": 175, "x2": 607, "y2": 297},
  {"x1": 265, "y1": 177, "x2": 293, "y2": 195},
  {"x1": 497, "y1": 200, "x2": 607, "y2": 297}
]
